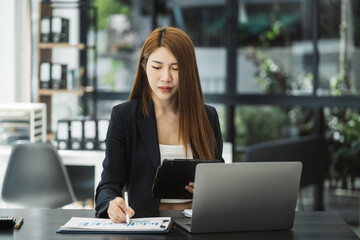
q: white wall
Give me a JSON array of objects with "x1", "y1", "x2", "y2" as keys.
[
  {"x1": 15, "y1": 0, "x2": 31, "y2": 102},
  {"x1": 0, "y1": 0, "x2": 31, "y2": 103},
  {"x1": 0, "y1": 1, "x2": 15, "y2": 103}
]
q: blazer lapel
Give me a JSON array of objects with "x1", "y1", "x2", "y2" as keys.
[{"x1": 137, "y1": 102, "x2": 160, "y2": 170}]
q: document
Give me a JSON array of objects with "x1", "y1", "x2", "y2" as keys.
[{"x1": 57, "y1": 217, "x2": 172, "y2": 233}]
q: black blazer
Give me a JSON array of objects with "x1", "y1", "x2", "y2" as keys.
[{"x1": 95, "y1": 99, "x2": 223, "y2": 217}]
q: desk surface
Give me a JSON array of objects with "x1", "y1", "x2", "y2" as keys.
[{"x1": 0, "y1": 209, "x2": 358, "y2": 240}]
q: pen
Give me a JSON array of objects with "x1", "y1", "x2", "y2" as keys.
[
  {"x1": 14, "y1": 218, "x2": 24, "y2": 229},
  {"x1": 124, "y1": 191, "x2": 130, "y2": 224}
]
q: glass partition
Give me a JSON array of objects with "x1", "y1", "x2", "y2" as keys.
[
  {"x1": 166, "y1": 1, "x2": 226, "y2": 94},
  {"x1": 236, "y1": 0, "x2": 314, "y2": 95},
  {"x1": 234, "y1": 105, "x2": 315, "y2": 161}
]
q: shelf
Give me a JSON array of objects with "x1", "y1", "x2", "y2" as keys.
[
  {"x1": 39, "y1": 43, "x2": 85, "y2": 50},
  {"x1": 38, "y1": 87, "x2": 95, "y2": 96},
  {"x1": 36, "y1": 2, "x2": 97, "y2": 137}
]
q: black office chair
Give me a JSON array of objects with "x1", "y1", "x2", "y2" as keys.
[
  {"x1": 243, "y1": 134, "x2": 330, "y2": 211},
  {"x1": 1, "y1": 142, "x2": 77, "y2": 208}
]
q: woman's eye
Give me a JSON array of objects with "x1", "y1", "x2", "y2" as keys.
[
  {"x1": 172, "y1": 68, "x2": 178, "y2": 71},
  {"x1": 152, "y1": 66, "x2": 161, "y2": 70}
]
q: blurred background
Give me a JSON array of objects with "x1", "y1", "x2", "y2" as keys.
[{"x1": 0, "y1": 0, "x2": 359, "y2": 236}]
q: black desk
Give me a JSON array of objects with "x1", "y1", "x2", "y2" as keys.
[{"x1": 0, "y1": 209, "x2": 358, "y2": 240}]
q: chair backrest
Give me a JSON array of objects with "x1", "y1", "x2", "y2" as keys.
[
  {"x1": 1, "y1": 143, "x2": 77, "y2": 208},
  {"x1": 243, "y1": 134, "x2": 329, "y2": 188}
]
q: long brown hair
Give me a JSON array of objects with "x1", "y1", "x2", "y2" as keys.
[{"x1": 129, "y1": 27, "x2": 217, "y2": 159}]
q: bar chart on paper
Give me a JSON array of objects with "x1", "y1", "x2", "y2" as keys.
[{"x1": 57, "y1": 217, "x2": 172, "y2": 233}]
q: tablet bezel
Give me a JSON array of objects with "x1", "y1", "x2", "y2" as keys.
[{"x1": 152, "y1": 159, "x2": 219, "y2": 199}]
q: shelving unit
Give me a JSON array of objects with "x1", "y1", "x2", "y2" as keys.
[
  {"x1": 0, "y1": 103, "x2": 47, "y2": 145},
  {"x1": 37, "y1": 1, "x2": 97, "y2": 141},
  {"x1": 39, "y1": 43, "x2": 85, "y2": 49},
  {"x1": 38, "y1": 86, "x2": 95, "y2": 96}
]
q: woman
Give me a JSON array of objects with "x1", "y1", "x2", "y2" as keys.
[{"x1": 95, "y1": 27, "x2": 223, "y2": 223}]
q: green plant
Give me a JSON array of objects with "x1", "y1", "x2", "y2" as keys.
[
  {"x1": 94, "y1": 0, "x2": 131, "y2": 30},
  {"x1": 235, "y1": 106, "x2": 289, "y2": 146},
  {"x1": 102, "y1": 59, "x2": 122, "y2": 90},
  {"x1": 325, "y1": 0, "x2": 360, "y2": 183},
  {"x1": 259, "y1": 21, "x2": 283, "y2": 48},
  {"x1": 236, "y1": 21, "x2": 315, "y2": 159},
  {"x1": 326, "y1": 109, "x2": 360, "y2": 176},
  {"x1": 246, "y1": 20, "x2": 314, "y2": 95},
  {"x1": 246, "y1": 47, "x2": 290, "y2": 94}
]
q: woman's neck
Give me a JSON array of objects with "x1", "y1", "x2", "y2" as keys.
[
  {"x1": 153, "y1": 97, "x2": 182, "y2": 145},
  {"x1": 152, "y1": 96, "x2": 178, "y2": 116}
]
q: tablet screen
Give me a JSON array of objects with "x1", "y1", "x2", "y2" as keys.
[{"x1": 152, "y1": 159, "x2": 220, "y2": 199}]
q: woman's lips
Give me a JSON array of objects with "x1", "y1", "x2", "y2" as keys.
[{"x1": 159, "y1": 86, "x2": 171, "y2": 92}]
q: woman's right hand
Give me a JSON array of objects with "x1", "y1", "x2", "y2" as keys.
[
  {"x1": 185, "y1": 182, "x2": 194, "y2": 194},
  {"x1": 107, "y1": 197, "x2": 135, "y2": 223}
]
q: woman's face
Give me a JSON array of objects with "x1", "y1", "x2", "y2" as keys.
[{"x1": 145, "y1": 47, "x2": 179, "y2": 104}]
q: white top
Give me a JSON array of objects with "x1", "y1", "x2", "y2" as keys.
[
  {"x1": 159, "y1": 144, "x2": 193, "y2": 164},
  {"x1": 159, "y1": 144, "x2": 193, "y2": 204}
]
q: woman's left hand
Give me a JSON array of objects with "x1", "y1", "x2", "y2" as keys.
[{"x1": 185, "y1": 182, "x2": 194, "y2": 194}]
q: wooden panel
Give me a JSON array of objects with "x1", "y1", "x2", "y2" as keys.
[
  {"x1": 39, "y1": 95, "x2": 52, "y2": 134},
  {"x1": 38, "y1": 2, "x2": 53, "y2": 139},
  {"x1": 40, "y1": 48, "x2": 52, "y2": 62},
  {"x1": 40, "y1": 2, "x2": 52, "y2": 18},
  {"x1": 39, "y1": 43, "x2": 86, "y2": 50}
]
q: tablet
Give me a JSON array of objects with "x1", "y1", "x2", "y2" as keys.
[{"x1": 152, "y1": 159, "x2": 220, "y2": 199}]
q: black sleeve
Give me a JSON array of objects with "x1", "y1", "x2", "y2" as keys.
[{"x1": 95, "y1": 106, "x2": 129, "y2": 218}]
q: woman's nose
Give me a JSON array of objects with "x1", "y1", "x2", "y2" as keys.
[{"x1": 161, "y1": 69, "x2": 172, "y2": 82}]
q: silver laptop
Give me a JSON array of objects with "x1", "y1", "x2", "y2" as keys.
[{"x1": 173, "y1": 162, "x2": 302, "y2": 233}]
